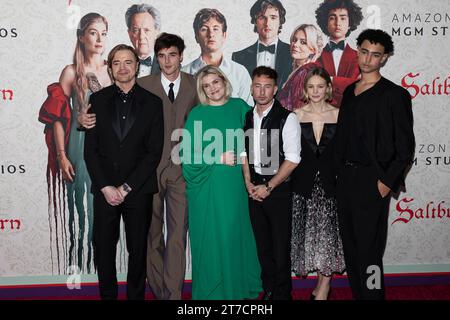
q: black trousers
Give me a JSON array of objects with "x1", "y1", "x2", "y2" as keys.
[
  {"x1": 248, "y1": 182, "x2": 292, "y2": 300},
  {"x1": 337, "y1": 165, "x2": 390, "y2": 300},
  {"x1": 93, "y1": 192, "x2": 152, "y2": 300}
]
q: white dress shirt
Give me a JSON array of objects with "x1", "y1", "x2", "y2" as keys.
[
  {"x1": 256, "y1": 39, "x2": 278, "y2": 69},
  {"x1": 250, "y1": 100, "x2": 301, "y2": 174},
  {"x1": 138, "y1": 54, "x2": 155, "y2": 78},
  {"x1": 160, "y1": 72, "x2": 181, "y2": 100},
  {"x1": 138, "y1": 64, "x2": 151, "y2": 78},
  {"x1": 182, "y1": 55, "x2": 253, "y2": 106}
]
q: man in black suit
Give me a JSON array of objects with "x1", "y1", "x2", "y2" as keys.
[
  {"x1": 84, "y1": 44, "x2": 164, "y2": 300},
  {"x1": 232, "y1": 0, "x2": 292, "y2": 89},
  {"x1": 335, "y1": 29, "x2": 415, "y2": 300}
]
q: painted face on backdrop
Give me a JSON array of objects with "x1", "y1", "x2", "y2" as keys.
[
  {"x1": 157, "y1": 46, "x2": 183, "y2": 79},
  {"x1": 110, "y1": 49, "x2": 139, "y2": 84},
  {"x1": 327, "y1": 8, "x2": 349, "y2": 42},
  {"x1": 255, "y1": 5, "x2": 280, "y2": 43},
  {"x1": 357, "y1": 40, "x2": 388, "y2": 74},
  {"x1": 290, "y1": 29, "x2": 314, "y2": 65},
  {"x1": 196, "y1": 18, "x2": 227, "y2": 54},
  {"x1": 80, "y1": 21, "x2": 108, "y2": 55},
  {"x1": 128, "y1": 12, "x2": 159, "y2": 59},
  {"x1": 305, "y1": 75, "x2": 329, "y2": 104},
  {"x1": 251, "y1": 75, "x2": 278, "y2": 106}
]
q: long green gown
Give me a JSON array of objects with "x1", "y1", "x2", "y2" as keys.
[{"x1": 181, "y1": 98, "x2": 262, "y2": 300}]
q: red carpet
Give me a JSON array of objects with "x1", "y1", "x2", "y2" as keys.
[
  {"x1": 292, "y1": 285, "x2": 450, "y2": 300},
  {"x1": 16, "y1": 285, "x2": 449, "y2": 300}
]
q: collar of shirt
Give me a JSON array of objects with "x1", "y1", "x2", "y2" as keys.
[
  {"x1": 189, "y1": 55, "x2": 233, "y2": 81},
  {"x1": 257, "y1": 39, "x2": 278, "y2": 69},
  {"x1": 138, "y1": 55, "x2": 153, "y2": 77},
  {"x1": 194, "y1": 55, "x2": 231, "y2": 70},
  {"x1": 161, "y1": 72, "x2": 181, "y2": 98},
  {"x1": 253, "y1": 99, "x2": 275, "y2": 122},
  {"x1": 114, "y1": 83, "x2": 137, "y2": 103},
  {"x1": 257, "y1": 39, "x2": 278, "y2": 53},
  {"x1": 139, "y1": 54, "x2": 153, "y2": 66}
]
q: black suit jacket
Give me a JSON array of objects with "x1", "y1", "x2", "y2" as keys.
[
  {"x1": 335, "y1": 77, "x2": 415, "y2": 193},
  {"x1": 232, "y1": 39, "x2": 292, "y2": 89},
  {"x1": 84, "y1": 84, "x2": 164, "y2": 197}
]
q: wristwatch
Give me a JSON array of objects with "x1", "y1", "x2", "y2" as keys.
[
  {"x1": 265, "y1": 181, "x2": 273, "y2": 193},
  {"x1": 122, "y1": 183, "x2": 132, "y2": 193}
]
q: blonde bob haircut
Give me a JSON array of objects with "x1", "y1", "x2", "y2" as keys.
[{"x1": 196, "y1": 65, "x2": 233, "y2": 105}]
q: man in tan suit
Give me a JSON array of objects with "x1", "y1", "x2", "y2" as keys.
[{"x1": 137, "y1": 33, "x2": 198, "y2": 300}]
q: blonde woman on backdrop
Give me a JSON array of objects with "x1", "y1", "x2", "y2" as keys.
[
  {"x1": 39, "y1": 12, "x2": 111, "y2": 274},
  {"x1": 278, "y1": 24, "x2": 324, "y2": 111}
]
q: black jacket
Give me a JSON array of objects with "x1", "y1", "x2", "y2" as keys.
[
  {"x1": 84, "y1": 84, "x2": 164, "y2": 197},
  {"x1": 232, "y1": 40, "x2": 292, "y2": 89},
  {"x1": 335, "y1": 77, "x2": 415, "y2": 193}
]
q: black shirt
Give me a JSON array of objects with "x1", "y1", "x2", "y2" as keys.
[
  {"x1": 343, "y1": 83, "x2": 374, "y2": 165},
  {"x1": 114, "y1": 84, "x2": 136, "y2": 135}
]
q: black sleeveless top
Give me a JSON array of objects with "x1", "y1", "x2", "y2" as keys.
[{"x1": 291, "y1": 122, "x2": 337, "y2": 197}]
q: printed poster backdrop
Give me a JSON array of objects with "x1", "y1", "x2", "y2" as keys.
[{"x1": 0, "y1": 0, "x2": 449, "y2": 285}]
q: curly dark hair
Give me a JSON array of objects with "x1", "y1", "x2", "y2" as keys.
[
  {"x1": 315, "y1": 0, "x2": 363, "y2": 37},
  {"x1": 250, "y1": 0, "x2": 286, "y2": 34},
  {"x1": 356, "y1": 29, "x2": 394, "y2": 55}
]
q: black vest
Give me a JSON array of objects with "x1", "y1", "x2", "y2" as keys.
[{"x1": 244, "y1": 99, "x2": 291, "y2": 180}]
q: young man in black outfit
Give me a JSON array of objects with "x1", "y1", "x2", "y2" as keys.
[{"x1": 335, "y1": 29, "x2": 415, "y2": 300}]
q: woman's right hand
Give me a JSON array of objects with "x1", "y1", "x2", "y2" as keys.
[
  {"x1": 58, "y1": 153, "x2": 75, "y2": 182},
  {"x1": 77, "y1": 104, "x2": 96, "y2": 129},
  {"x1": 221, "y1": 151, "x2": 237, "y2": 166}
]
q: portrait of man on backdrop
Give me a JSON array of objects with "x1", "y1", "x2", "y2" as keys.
[
  {"x1": 182, "y1": 8, "x2": 253, "y2": 105},
  {"x1": 232, "y1": 0, "x2": 292, "y2": 89},
  {"x1": 126, "y1": 3, "x2": 161, "y2": 77},
  {"x1": 315, "y1": 0, "x2": 363, "y2": 107}
]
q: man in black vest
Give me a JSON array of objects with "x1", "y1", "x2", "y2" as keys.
[
  {"x1": 84, "y1": 44, "x2": 164, "y2": 300},
  {"x1": 243, "y1": 66, "x2": 301, "y2": 300}
]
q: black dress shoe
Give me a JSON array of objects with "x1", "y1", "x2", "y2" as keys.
[{"x1": 262, "y1": 291, "x2": 273, "y2": 300}]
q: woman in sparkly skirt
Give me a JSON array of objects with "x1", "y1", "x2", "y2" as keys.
[{"x1": 290, "y1": 66, "x2": 345, "y2": 300}]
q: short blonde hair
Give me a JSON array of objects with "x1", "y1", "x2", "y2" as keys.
[{"x1": 196, "y1": 65, "x2": 233, "y2": 105}]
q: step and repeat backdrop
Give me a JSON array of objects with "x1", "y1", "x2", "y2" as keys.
[{"x1": 0, "y1": 0, "x2": 449, "y2": 285}]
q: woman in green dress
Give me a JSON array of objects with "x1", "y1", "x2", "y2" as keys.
[{"x1": 181, "y1": 66, "x2": 262, "y2": 300}]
